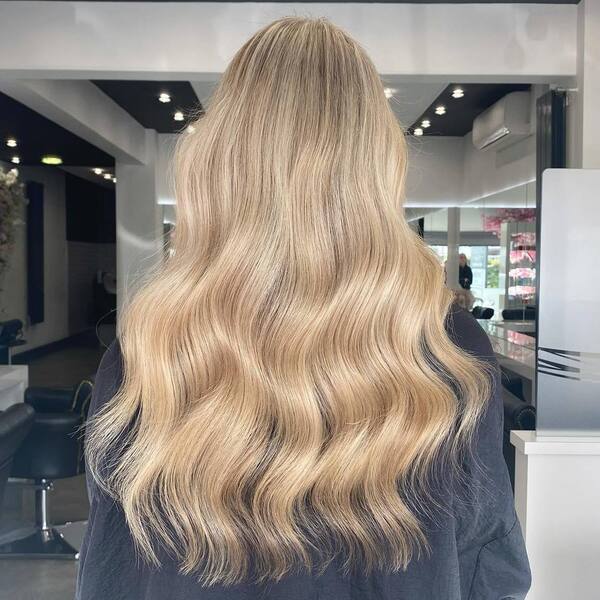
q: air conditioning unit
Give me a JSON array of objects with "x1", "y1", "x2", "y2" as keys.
[{"x1": 472, "y1": 91, "x2": 531, "y2": 151}]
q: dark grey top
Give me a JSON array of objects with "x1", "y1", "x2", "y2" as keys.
[{"x1": 76, "y1": 308, "x2": 530, "y2": 600}]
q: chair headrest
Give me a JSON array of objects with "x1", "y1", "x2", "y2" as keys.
[{"x1": 0, "y1": 320, "x2": 24, "y2": 344}]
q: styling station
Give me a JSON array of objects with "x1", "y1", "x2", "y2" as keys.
[{"x1": 511, "y1": 169, "x2": 600, "y2": 599}]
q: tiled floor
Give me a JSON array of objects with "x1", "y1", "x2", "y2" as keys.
[{"x1": 1, "y1": 336, "x2": 107, "y2": 600}]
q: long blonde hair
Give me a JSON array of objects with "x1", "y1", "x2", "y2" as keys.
[{"x1": 87, "y1": 17, "x2": 490, "y2": 586}]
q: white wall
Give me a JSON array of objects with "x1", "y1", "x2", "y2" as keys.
[
  {"x1": 406, "y1": 132, "x2": 536, "y2": 210},
  {"x1": 67, "y1": 241, "x2": 116, "y2": 334},
  {"x1": 115, "y1": 130, "x2": 163, "y2": 312},
  {"x1": 463, "y1": 134, "x2": 536, "y2": 203},
  {"x1": 424, "y1": 207, "x2": 487, "y2": 233},
  {"x1": 405, "y1": 137, "x2": 464, "y2": 207},
  {"x1": 0, "y1": 2, "x2": 577, "y2": 81},
  {"x1": 0, "y1": 162, "x2": 69, "y2": 352},
  {"x1": 156, "y1": 133, "x2": 178, "y2": 206},
  {"x1": 567, "y1": 0, "x2": 600, "y2": 169}
]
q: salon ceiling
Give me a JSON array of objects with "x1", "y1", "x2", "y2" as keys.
[
  {"x1": 0, "y1": 91, "x2": 114, "y2": 169},
  {"x1": 92, "y1": 81, "x2": 202, "y2": 134},
  {"x1": 89, "y1": 79, "x2": 533, "y2": 139},
  {"x1": 407, "y1": 83, "x2": 531, "y2": 137},
  {"x1": 0, "y1": 80, "x2": 536, "y2": 173}
]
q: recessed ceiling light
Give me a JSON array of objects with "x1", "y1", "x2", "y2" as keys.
[
  {"x1": 41, "y1": 155, "x2": 63, "y2": 165},
  {"x1": 103, "y1": 173, "x2": 112, "y2": 180},
  {"x1": 435, "y1": 105, "x2": 446, "y2": 115},
  {"x1": 186, "y1": 125, "x2": 196, "y2": 134},
  {"x1": 173, "y1": 111, "x2": 184, "y2": 122},
  {"x1": 421, "y1": 119, "x2": 431, "y2": 128},
  {"x1": 159, "y1": 92, "x2": 171, "y2": 104},
  {"x1": 414, "y1": 127, "x2": 424, "y2": 136},
  {"x1": 6, "y1": 138, "x2": 17, "y2": 148},
  {"x1": 112, "y1": 177, "x2": 117, "y2": 183},
  {"x1": 93, "y1": 168, "x2": 104, "y2": 175},
  {"x1": 11, "y1": 156, "x2": 20, "y2": 164},
  {"x1": 452, "y1": 87, "x2": 464, "y2": 99},
  {"x1": 384, "y1": 87, "x2": 397, "y2": 99}
]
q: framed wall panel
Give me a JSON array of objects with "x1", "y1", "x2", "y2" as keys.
[{"x1": 26, "y1": 181, "x2": 44, "y2": 325}]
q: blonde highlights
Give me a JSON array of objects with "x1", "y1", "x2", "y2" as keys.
[{"x1": 87, "y1": 18, "x2": 490, "y2": 585}]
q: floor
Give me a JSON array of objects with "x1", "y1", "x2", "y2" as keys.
[
  {"x1": 24, "y1": 328, "x2": 111, "y2": 388},
  {"x1": 1, "y1": 334, "x2": 108, "y2": 600}
]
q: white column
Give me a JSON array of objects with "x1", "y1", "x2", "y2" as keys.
[
  {"x1": 115, "y1": 130, "x2": 163, "y2": 315},
  {"x1": 567, "y1": 0, "x2": 600, "y2": 169},
  {"x1": 446, "y1": 207, "x2": 460, "y2": 290},
  {"x1": 512, "y1": 431, "x2": 600, "y2": 599}
]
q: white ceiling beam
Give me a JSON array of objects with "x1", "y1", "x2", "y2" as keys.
[{"x1": 0, "y1": 80, "x2": 147, "y2": 164}]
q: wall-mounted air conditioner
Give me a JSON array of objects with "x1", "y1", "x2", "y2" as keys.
[{"x1": 472, "y1": 91, "x2": 531, "y2": 152}]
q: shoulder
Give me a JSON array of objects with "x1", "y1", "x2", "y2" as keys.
[
  {"x1": 445, "y1": 305, "x2": 495, "y2": 364},
  {"x1": 90, "y1": 339, "x2": 124, "y2": 417},
  {"x1": 446, "y1": 307, "x2": 503, "y2": 450}
]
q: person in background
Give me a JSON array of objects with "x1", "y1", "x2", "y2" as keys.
[
  {"x1": 459, "y1": 253, "x2": 473, "y2": 290},
  {"x1": 78, "y1": 17, "x2": 530, "y2": 600}
]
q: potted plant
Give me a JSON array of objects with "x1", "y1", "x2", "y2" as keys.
[{"x1": 0, "y1": 167, "x2": 27, "y2": 298}]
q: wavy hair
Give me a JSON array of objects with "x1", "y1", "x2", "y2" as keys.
[{"x1": 86, "y1": 17, "x2": 490, "y2": 586}]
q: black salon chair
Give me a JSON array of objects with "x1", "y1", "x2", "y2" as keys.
[
  {"x1": 0, "y1": 319, "x2": 27, "y2": 365},
  {"x1": 0, "y1": 378, "x2": 93, "y2": 558},
  {"x1": 472, "y1": 306, "x2": 494, "y2": 320},
  {"x1": 502, "y1": 306, "x2": 536, "y2": 321},
  {"x1": 502, "y1": 387, "x2": 536, "y2": 491},
  {"x1": 500, "y1": 368, "x2": 526, "y2": 402},
  {"x1": 0, "y1": 404, "x2": 35, "y2": 509}
]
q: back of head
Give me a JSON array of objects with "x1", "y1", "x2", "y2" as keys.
[{"x1": 87, "y1": 17, "x2": 490, "y2": 586}]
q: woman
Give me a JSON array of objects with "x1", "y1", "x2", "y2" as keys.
[
  {"x1": 459, "y1": 254, "x2": 473, "y2": 290},
  {"x1": 78, "y1": 18, "x2": 530, "y2": 600}
]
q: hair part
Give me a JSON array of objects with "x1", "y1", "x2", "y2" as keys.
[{"x1": 86, "y1": 17, "x2": 491, "y2": 586}]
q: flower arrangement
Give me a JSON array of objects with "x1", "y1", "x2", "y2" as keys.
[
  {"x1": 482, "y1": 208, "x2": 536, "y2": 237},
  {"x1": 0, "y1": 167, "x2": 27, "y2": 293}
]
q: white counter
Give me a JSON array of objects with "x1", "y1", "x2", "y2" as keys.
[
  {"x1": 512, "y1": 431, "x2": 600, "y2": 599},
  {"x1": 477, "y1": 320, "x2": 536, "y2": 383},
  {"x1": 0, "y1": 365, "x2": 28, "y2": 410}
]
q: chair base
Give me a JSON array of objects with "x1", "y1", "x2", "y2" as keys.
[{"x1": 0, "y1": 527, "x2": 79, "y2": 559}]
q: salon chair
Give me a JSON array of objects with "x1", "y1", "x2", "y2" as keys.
[
  {"x1": 0, "y1": 319, "x2": 27, "y2": 365},
  {"x1": 471, "y1": 306, "x2": 494, "y2": 320},
  {"x1": 502, "y1": 387, "x2": 536, "y2": 491},
  {"x1": 0, "y1": 378, "x2": 93, "y2": 558},
  {"x1": 0, "y1": 404, "x2": 35, "y2": 508},
  {"x1": 502, "y1": 306, "x2": 536, "y2": 321}
]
